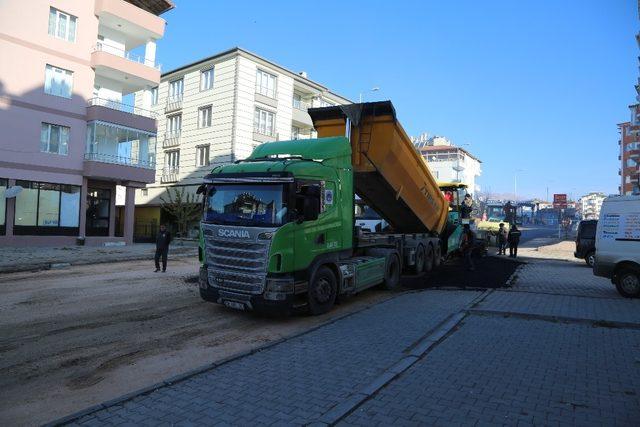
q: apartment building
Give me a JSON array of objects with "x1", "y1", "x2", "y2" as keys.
[
  {"x1": 412, "y1": 133, "x2": 482, "y2": 195},
  {"x1": 619, "y1": 120, "x2": 640, "y2": 195},
  {"x1": 578, "y1": 192, "x2": 606, "y2": 220},
  {"x1": 133, "y1": 47, "x2": 351, "y2": 237},
  {"x1": 0, "y1": 0, "x2": 172, "y2": 246}
]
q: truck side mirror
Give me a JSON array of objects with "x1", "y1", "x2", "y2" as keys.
[{"x1": 196, "y1": 184, "x2": 207, "y2": 195}]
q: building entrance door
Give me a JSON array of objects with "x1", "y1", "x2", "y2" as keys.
[{"x1": 86, "y1": 188, "x2": 111, "y2": 236}]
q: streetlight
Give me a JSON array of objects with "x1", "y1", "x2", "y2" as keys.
[
  {"x1": 514, "y1": 169, "x2": 524, "y2": 201},
  {"x1": 359, "y1": 87, "x2": 380, "y2": 103}
]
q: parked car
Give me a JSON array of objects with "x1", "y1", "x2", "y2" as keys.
[
  {"x1": 574, "y1": 219, "x2": 597, "y2": 267},
  {"x1": 593, "y1": 195, "x2": 640, "y2": 298}
]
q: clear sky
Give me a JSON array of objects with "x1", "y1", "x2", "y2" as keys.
[{"x1": 156, "y1": 0, "x2": 637, "y2": 201}]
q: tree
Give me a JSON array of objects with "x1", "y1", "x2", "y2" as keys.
[{"x1": 160, "y1": 187, "x2": 202, "y2": 239}]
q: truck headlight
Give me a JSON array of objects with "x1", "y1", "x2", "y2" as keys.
[
  {"x1": 265, "y1": 277, "x2": 294, "y2": 293},
  {"x1": 258, "y1": 232, "x2": 273, "y2": 240}
]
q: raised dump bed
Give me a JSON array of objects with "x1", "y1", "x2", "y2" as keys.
[{"x1": 309, "y1": 101, "x2": 448, "y2": 234}]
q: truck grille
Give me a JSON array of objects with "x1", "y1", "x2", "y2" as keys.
[{"x1": 205, "y1": 236, "x2": 270, "y2": 294}]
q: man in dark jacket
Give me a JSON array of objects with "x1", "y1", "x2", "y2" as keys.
[
  {"x1": 460, "y1": 194, "x2": 474, "y2": 219},
  {"x1": 508, "y1": 224, "x2": 522, "y2": 258},
  {"x1": 154, "y1": 224, "x2": 172, "y2": 272}
]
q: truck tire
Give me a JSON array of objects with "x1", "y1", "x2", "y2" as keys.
[
  {"x1": 381, "y1": 253, "x2": 401, "y2": 290},
  {"x1": 615, "y1": 269, "x2": 640, "y2": 298},
  {"x1": 585, "y1": 251, "x2": 595, "y2": 268},
  {"x1": 433, "y1": 243, "x2": 442, "y2": 269},
  {"x1": 412, "y1": 244, "x2": 425, "y2": 274},
  {"x1": 308, "y1": 266, "x2": 337, "y2": 315},
  {"x1": 423, "y1": 244, "x2": 434, "y2": 273}
]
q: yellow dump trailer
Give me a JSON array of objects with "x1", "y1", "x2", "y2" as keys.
[{"x1": 309, "y1": 101, "x2": 448, "y2": 235}]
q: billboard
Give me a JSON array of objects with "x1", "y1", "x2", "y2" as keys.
[{"x1": 553, "y1": 193, "x2": 567, "y2": 210}]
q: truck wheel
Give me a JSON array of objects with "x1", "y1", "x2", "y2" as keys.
[
  {"x1": 423, "y1": 244, "x2": 434, "y2": 273},
  {"x1": 585, "y1": 251, "x2": 595, "y2": 268},
  {"x1": 616, "y1": 269, "x2": 640, "y2": 298},
  {"x1": 433, "y1": 243, "x2": 442, "y2": 269},
  {"x1": 412, "y1": 244, "x2": 425, "y2": 274},
  {"x1": 381, "y1": 253, "x2": 401, "y2": 290},
  {"x1": 308, "y1": 266, "x2": 337, "y2": 315}
]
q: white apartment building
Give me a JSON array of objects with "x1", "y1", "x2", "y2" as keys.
[
  {"x1": 578, "y1": 192, "x2": 606, "y2": 220},
  {"x1": 412, "y1": 133, "x2": 482, "y2": 195},
  {"x1": 131, "y1": 47, "x2": 350, "y2": 236}
]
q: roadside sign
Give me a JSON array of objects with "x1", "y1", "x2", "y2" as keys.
[{"x1": 553, "y1": 194, "x2": 567, "y2": 210}]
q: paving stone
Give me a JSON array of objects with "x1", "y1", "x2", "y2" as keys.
[{"x1": 341, "y1": 315, "x2": 640, "y2": 426}]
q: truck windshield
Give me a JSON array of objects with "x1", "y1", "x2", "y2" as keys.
[{"x1": 204, "y1": 184, "x2": 288, "y2": 227}]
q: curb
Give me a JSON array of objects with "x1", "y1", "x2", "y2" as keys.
[{"x1": 0, "y1": 250, "x2": 197, "y2": 275}]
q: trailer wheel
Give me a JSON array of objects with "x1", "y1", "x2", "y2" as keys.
[
  {"x1": 424, "y1": 244, "x2": 435, "y2": 273},
  {"x1": 412, "y1": 244, "x2": 425, "y2": 274},
  {"x1": 308, "y1": 266, "x2": 337, "y2": 315},
  {"x1": 433, "y1": 243, "x2": 442, "y2": 269}
]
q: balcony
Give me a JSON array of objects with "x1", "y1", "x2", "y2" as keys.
[
  {"x1": 87, "y1": 97, "x2": 157, "y2": 133},
  {"x1": 85, "y1": 122, "x2": 157, "y2": 184},
  {"x1": 163, "y1": 131, "x2": 181, "y2": 148},
  {"x1": 292, "y1": 106, "x2": 313, "y2": 128},
  {"x1": 165, "y1": 95, "x2": 183, "y2": 113},
  {"x1": 91, "y1": 43, "x2": 161, "y2": 91},
  {"x1": 161, "y1": 167, "x2": 179, "y2": 183},
  {"x1": 94, "y1": 0, "x2": 167, "y2": 40}
]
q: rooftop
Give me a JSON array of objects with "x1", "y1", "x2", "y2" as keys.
[
  {"x1": 418, "y1": 145, "x2": 482, "y2": 163},
  {"x1": 161, "y1": 47, "x2": 352, "y2": 103}
]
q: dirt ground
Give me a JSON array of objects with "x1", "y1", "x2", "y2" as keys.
[{"x1": 0, "y1": 258, "x2": 391, "y2": 426}]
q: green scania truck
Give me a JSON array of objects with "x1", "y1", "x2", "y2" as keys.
[{"x1": 197, "y1": 101, "x2": 451, "y2": 314}]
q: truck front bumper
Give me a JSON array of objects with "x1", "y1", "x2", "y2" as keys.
[{"x1": 198, "y1": 265, "x2": 304, "y2": 313}]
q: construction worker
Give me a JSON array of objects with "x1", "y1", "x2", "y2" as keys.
[
  {"x1": 460, "y1": 194, "x2": 474, "y2": 219},
  {"x1": 497, "y1": 222, "x2": 508, "y2": 255},
  {"x1": 154, "y1": 224, "x2": 172, "y2": 272},
  {"x1": 508, "y1": 224, "x2": 522, "y2": 258},
  {"x1": 461, "y1": 224, "x2": 476, "y2": 271}
]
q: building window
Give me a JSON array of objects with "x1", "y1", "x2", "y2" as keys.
[
  {"x1": 13, "y1": 180, "x2": 80, "y2": 235},
  {"x1": 627, "y1": 158, "x2": 638, "y2": 168},
  {"x1": 40, "y1": 123, "x2": 69, "y2": 155},
  {"x1": 165, "y1": 150, "x2": 180, "y2": 171},
  {"x1": 291, "y1": 126, "x2": 300, "y2": 140},
  {"x1": 198, "y1": 105, "x2": 212, "y2": 128},
  {"x1": 256, "y1": 69, "x2": 276, "y2": 98},
  {"x1": 254, "y1": 108, "x2": 275, "y2": 136},
  {"x1": 167, "y1": 114, "x2": 182, "y2": 135},
  {"x1": 320, "y1": 99, "x2": 334, "y2": 107},
  {"x1": 44, "y1": 64, "x2": 73, "y2": 98},
  {"x1": 151, "y1": 87, "x2": 158, "y2": 105},
  {"x1": 0, "y1": 178, "x2": 6, "y2": 235},
  {"x1": 168, "y1": 79, "x2": 183, "y2": 100},
  {"x1": 200, "y1": 68, "x2": 214, "y2": 91},
  {"x1": 48, "y1": 7, "x2": 77, "y2": 42},
  {"x1": 196, "y1": 145, "x2": 210, "y2": 167}
]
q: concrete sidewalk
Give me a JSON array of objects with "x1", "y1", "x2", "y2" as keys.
[{"x1": 0, "y1": 242, "x2": 198, "y2": 274}]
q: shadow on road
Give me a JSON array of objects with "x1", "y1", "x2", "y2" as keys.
[{"x1": 402, "y1": 256, "x2": 523, "y2": 289}]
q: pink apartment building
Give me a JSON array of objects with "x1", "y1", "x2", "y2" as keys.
[{"x1": 0, "y1": 0, "x2": 173, "y2": 246}]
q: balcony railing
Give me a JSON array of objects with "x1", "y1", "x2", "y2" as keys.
[
  {"x1": 163, "y1": 131, "x2": 181, "y2": 148},
  {"x1": 161, "y1": 167, "x2": 179, "y2": 183},
  {"x1": 92, "y1": 42, "x2": 162, "y2": 70},
  {"x1": 165, "y1": 95, "x2": 183, "y2": 113},
  {"x1": 84, "y1": 153, "x2": 156, "y2": 169},
  {"x1": 88, "y1": 97, "x2": 157, "y2": 118}
]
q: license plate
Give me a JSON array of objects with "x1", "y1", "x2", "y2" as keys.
[{"x1": 223, "y1": 300, "x2": 246, "y2": 311}]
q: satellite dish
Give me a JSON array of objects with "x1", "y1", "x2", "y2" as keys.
[{"x1": 5, "y1": 185, "x2": 23, "y2": 198}]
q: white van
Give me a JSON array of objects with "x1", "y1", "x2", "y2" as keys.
[{"x1": 593, "y1": 195, "x2": 640, "y2": 297}]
